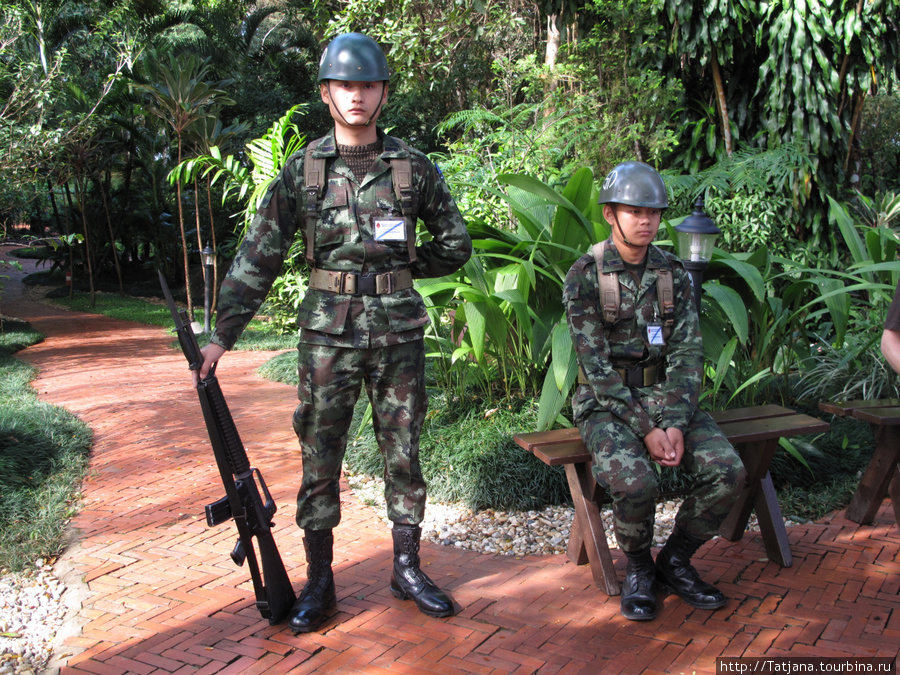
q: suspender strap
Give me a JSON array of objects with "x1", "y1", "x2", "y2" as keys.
[
  {"x1": 304, "y1": 140, "x2": 326, "y2": 265},
  {"x1": 391, "y1": 154, "x2": 417, "y2": 264},
  {"x1": 592, "y1": 241, "x2": 620, "y2": 324},
  {"x1": 656, "y1": 268, "x2": 675, "y2": 340}
]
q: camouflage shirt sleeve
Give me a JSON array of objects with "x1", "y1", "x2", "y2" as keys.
[
  {"x1": 407, "y1": 151, "x2": 472, "y2": 279},
  {"x1": 210, "y1": 154, "x2": 303, "y2": 350}
]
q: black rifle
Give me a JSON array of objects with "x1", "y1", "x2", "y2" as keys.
[{"x1": 159, "y1": 271, "x2": 295, "y2": 624}]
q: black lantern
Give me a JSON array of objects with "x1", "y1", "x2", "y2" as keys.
[
  {"x1": 201, "y1": 243, "x2": 215, "y2": 334},
  {"x1": 674, "y1": 198, "x2": 720, "y2": 314}
]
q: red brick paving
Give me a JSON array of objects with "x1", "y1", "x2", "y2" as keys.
[{"x1": 2, "y1": 246, "x2": 898, "y2": 674}]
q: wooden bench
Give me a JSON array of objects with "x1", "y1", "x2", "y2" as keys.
[
  {"x1": 514, "y1": 405, "x2": 830, "y2": 596},
  {"x1": 818, "y1": 398, "x2": 900, "y2": 527}
]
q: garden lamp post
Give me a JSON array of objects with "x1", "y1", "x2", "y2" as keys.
[
  {"x1": 674, "y1": 197, "x2": 721, "y2": 315},
  {"x1": 201, "y1": 243, "x2": 215, "y2": 334}
]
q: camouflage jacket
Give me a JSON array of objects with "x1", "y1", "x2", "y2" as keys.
[
  {"x1": 563, "y1": 240, "x2": 702, "y2": 439},
  {"x1": 211, "y1": 129, "x2": 472, "y2": 350}
]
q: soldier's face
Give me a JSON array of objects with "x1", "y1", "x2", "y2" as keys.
[
  {"x1": 320, "y1": 80, "x2": 389, "y2": 127},
  {"x1": 605, "y1": 204, "x2": 661, "y2": 249}
]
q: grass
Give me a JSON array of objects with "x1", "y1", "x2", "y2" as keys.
[{"x1": 0, "y1": 319, "x2": 93, "y2": 572}]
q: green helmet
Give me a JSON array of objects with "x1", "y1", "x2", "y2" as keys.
[
  {"x1": 597, "y1": 162, "x2": 668, "y2": 209},
  {"x1": 318, "y1": 33, "x2": 390, "y2": 82}
]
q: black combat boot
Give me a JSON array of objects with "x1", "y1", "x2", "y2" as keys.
[
  {"x1": 390, "y1": 523, "x2": 455, "y2": 618},
  {"x1": 288, "y1": 528, "x2": 336, "y2": 633},
  {"x1": 620, "y1": 548, "x2": 658, "y2": 621},
  {"x1": 655, "y1": 526, "x2": 726, "y2": 609}
]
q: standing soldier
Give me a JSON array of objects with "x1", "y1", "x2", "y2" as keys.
[
  {"x1": 197, "y1": 32, "x2": 472, "y2": 633},
  {"x1": 563, "y1": 162, "x2": 746, "y2": 621}
]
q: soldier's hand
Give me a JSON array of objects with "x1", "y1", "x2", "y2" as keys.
[
  {"x1": 664, "y1": 427, "x2": 685, "y2": 466},
  {"x1": 194, "y1": 343, "x2": 226, "y2": 386},
  {"x1": 644, "y1": 427, "x2": 680, "y2": 467}
]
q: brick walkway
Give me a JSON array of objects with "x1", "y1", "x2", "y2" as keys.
[{"x1": 2, "y1": 246, "x2": 898, "y2": 674}]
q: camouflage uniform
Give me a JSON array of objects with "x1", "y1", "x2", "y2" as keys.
[
  {"x1": 212, "y1": 128, "x2": 472, "y2": 530},
  {"x1": 563, "y1": 239, "x2": 745, "y2": 553}
]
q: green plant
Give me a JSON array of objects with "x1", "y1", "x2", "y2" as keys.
[
  {"x1": 171, "y1": 104, "x2": 308, "y2": 238},
  {"x1": 795, "y1": 330, "x2": 900, "y2": 404},
  {"x1": 418, "y1": 168, "x2": 606, "y2": 428}
]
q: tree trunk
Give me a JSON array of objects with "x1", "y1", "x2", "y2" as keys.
[
  {"x1": 176, "y1": 134, "x2": 193, "y2": 318},
  {"x1": 710, "y1": 47, "x2": 733, "y2": 157},
  {"x1": 843, "y1": 90, "x2": 866, "y2": 176},
  {"x1": 206, "y1": 174, "x2": 219, "y2": 313},
  {"x1": 543, "y1": 13, "x2": 561, "y2": 122},
  {"x1": 47, "y1": 179, "x2": 61, "y2": 235},
  {"x1": 73, "y1": 176, "x2": 96, "y2": 307},
  {"x1": 194, "y1": 174, "x2": 204, "y2": 285},
  {"x1": 63, "y1": 182, "x2": 76, "y2": 300},
  {"x1": 94, "y1": 174, "x2": 125, "y2": 294}
]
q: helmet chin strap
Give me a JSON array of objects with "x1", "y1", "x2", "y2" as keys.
[
  {"x1": 610, "y1": 206, "x2": 643, "y2": 249},
  {"x1": 327, "y1": 81, "x2": 386, "y2": 128}
]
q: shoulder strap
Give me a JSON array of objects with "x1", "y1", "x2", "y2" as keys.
[
  {"x1": 592, "y1": 242, "x2": 676, "y2": 337},
  {"x1": 303, "y1": 139, "x2": 326, "y2": 265},
  {"x1": 390, "y1": 139, "x2": 417, "y2": 264},
  {"x1": 656, "y1": 266, "x2": 675, "y2": 339},
  {"x1": 592, "y1": 241, "x2": 619, "y2": 324}
]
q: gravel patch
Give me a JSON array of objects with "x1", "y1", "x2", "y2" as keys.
[
  {"x1": 344, "y1": 469, "x2": 773, "y2": 555},
  {"x1": 0, "y1": 561, "x2": 67, "y2": 675}
]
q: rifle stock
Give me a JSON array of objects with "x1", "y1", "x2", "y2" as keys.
[{"x1": 159, "y1": 271, "x2": 296, "y2": 624}]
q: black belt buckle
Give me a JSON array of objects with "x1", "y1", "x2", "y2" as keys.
[
  {"x1": 356, "y1": 272, "x2": 376, "y2": 295},
  {"x1": 624, "y1": 367, "x2": 642, "y2": 388}
]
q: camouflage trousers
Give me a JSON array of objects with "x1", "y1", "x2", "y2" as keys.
[
  {"x1": 577, "y1": 408, "x2": 746, "y2": 553},
  {"x1": 292, "y1": 340, "x2": 428, "y2": 530}
]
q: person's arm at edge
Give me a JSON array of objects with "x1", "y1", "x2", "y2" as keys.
[{"x1": 881, "y1": 328, "x2": 900, "y2": 374}]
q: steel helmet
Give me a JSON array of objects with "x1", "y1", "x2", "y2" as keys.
[
  {"x1": 317, "y1": 33, "x2": 390, "y2": 82},
  {"x1": 597, "y1": 162, "x2": 668, "y2": 209}
]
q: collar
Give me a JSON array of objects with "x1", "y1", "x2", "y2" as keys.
[
  {"x1": 601, "y1": 240, "x2": 672, "y2": 274},
  {"x1": 310, "y1": 128, "x2": 409, "y2": 160}
]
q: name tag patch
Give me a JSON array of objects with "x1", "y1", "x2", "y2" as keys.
[
  {"x1": 374, "y1": 218, "x2": 406, "y2": 241},
  {"x1": 647, "y1": 324, "x2": 666, "y2": 345}
]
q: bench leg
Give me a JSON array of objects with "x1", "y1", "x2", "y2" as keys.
[
  {"x1": 889, "y1": 467, "x2": 900, "y2": 528},
  {"x1": 564, "y1": 463, "x2": 620, "y2": 596},
  {"x1": 719, "y1": 439, "x2": 792, "y2": 567},
  {"x1": 846, "y1": 426, "x2": 900, "y2": 525},
  {"x1": 753, "y1": 472, "x2": 792, "y2": 567}
]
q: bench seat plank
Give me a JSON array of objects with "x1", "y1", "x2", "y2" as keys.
[
  {"x1": 852, "y1": 406, "x2": 900, "y2": 425},
  {"x1": 819, "y1": 398, "x2": 900, "y2": 416},
  {"x1": 716, "y1": 415, "x2": 829, "y2": 445},
  {"x1": 708, "y1": 404, "x2": 796, "y2": 424}
]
